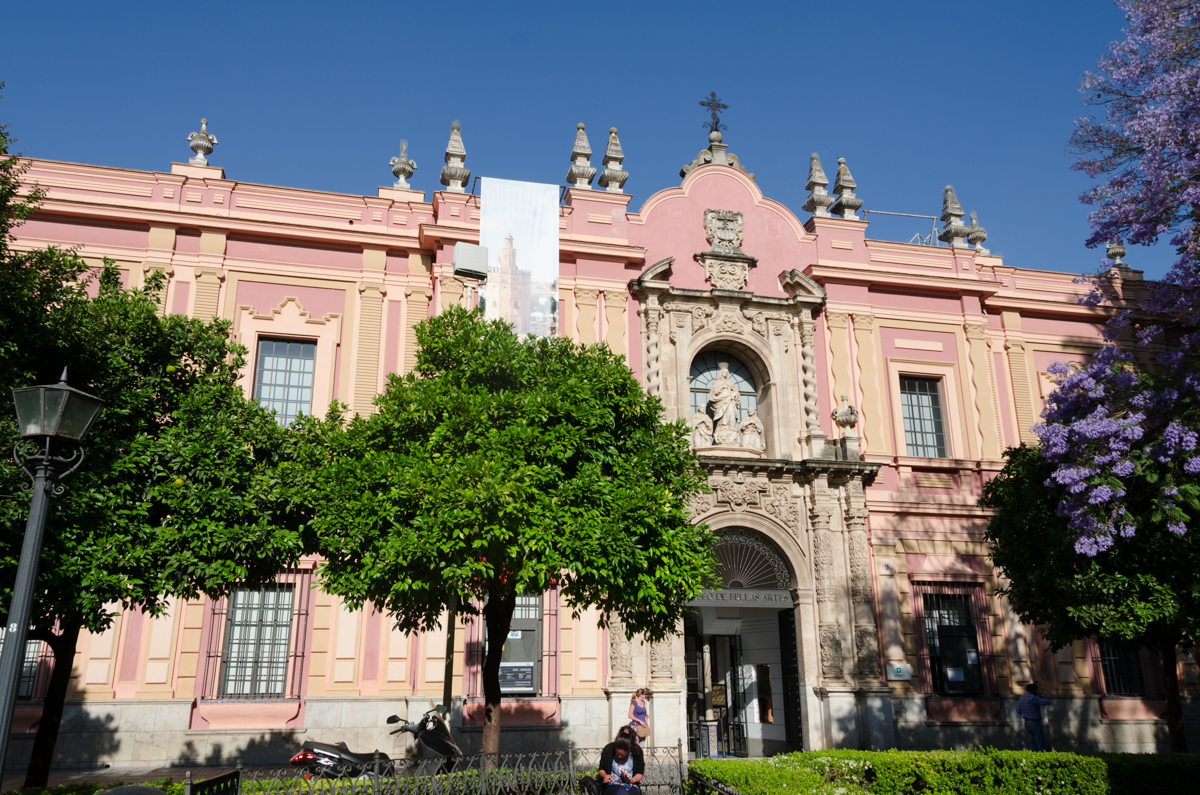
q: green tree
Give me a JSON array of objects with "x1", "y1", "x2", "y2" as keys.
[
  {"x1": 980, "y1": 444, "x2": 1200, "y2": 751},
  {"x1": 297, "y1": 307, "x2": 714, "y2": 754},
  {"x1": 0, "y1": 111, "x2": 305, "y2": 784}
]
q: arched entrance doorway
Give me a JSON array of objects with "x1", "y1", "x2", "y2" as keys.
[{"x1": 686, "y1": 528, "x2": 802, "y2": 758}]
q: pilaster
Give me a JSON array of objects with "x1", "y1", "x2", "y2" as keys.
[
  {"x1": 192, "y1": 267, "x2": 225, "y2": 320},
  {"x1": 851, "y1": 314, "x2": 888, "y2": 455},
  {"x1": 965, "y1": 322, "x2": 1003, "y2": 459},
  {"x1": 603, "y1": 291, "x2": 628, "y2": 356},
  {"x1": 845, "y1": 476, "x2": 882, "y2": 683},
  {"x1": 576, "y1": 289, "x2": 599, "y2": 345},
  {"x1": 353, "y1": 283, "x2": 387, "y2": 415},
  {"x1": 825, "y1": 312, "x2": 853, "y2": 432},
  {"x1": 1001, "y1": 311, "x2": 1039, "y2": 445},
  {"x1": 403, "y1": 286, "x2": 432, "y2": 374}
]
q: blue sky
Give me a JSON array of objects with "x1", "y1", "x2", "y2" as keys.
[{"x1": 1, "y1": 1, "x2": 1172, "y2": 279}]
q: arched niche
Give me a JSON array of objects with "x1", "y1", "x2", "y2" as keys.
[
  {"x1": 704, "y1": 511, "x2": 811, "y2": 593},
  {"x1": 687, "y1": 338, "x2": 778, "y2": 457}
]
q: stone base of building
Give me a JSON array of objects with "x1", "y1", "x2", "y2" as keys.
[{"x1": 3, "y1": 693, "x2": 1198, "y2": 770}]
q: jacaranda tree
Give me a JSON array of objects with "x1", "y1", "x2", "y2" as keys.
[
  {"x1": 297, "y1": 307, "x2": 714, "y2": 755},
  {"x1": 985, "y1": 1, "x2": 1200, "y2": 753}
]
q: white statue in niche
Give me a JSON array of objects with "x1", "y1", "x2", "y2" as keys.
[
  {"x1": 739, "y1": 407, "x2": 765, "y2": 452},
  {"x1": 689, "y1": 410, "x2": 714, "y2": 448},
  {"x1": 708, "y1": 362, "x2": 742, "y2": 446}
]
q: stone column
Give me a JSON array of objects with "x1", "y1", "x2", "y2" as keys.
[
  {"x1": 845, "y1": 476, "x2": 882, "y2": 681},
  {"x1": 354, "y1": 283, "x2": 387, "y2": 415},
  {"x1": 603, "y1": 291, "x2": 628, "y2": 356},
  {"x1": 965, "y1": 322, "x2": 1002, "y2": 459},
  {"x1": 192, "y1": 267, "x2": 225, "y2": 319},
  {"x1": 642, "y1": 296, "x2": 663, "y2": 396},
  {"x1": 851, "y1": 314, "x2": 888, "y2": 455},
  {"x1": 576, "y1": 289, "x2": 599, "y2": 345},
  {"x1": 403, "y1": 286, "x2": 432, "y2": 374},
  {"x1": 810, "y1": 473, "x2": 843, "y2": 681},
  {"x1": 798, "y1": 308, "x2": 826, "y2": 458}
]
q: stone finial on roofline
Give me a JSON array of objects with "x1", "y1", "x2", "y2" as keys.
[
  {"x1": 830, "y1": 158, "x2": 862, "y2": 220},
  {"x1": 680, "y1": 131, "x2": 755, "y2": 181},
  {"x1": 598, "y1": 127, "x2": 629, "y2": 193},
  {"x1": 1107, "y1": 241, "x2": 1129, "y2": 269},
  {"x1": 187, "y1": 118, "x2": 217, "y2": 166},
  {"x1": 966, "y1": 211, "x2": 989, "y2": 255},
  {"x1": 937, "y1": 185, "x2": 969, "y2": 247},
  {"x1": 802, "y1": 153, "x2": 835, "y2": 218},
  {"x1": 440, "y1": 121, "x2": 470, "y2": 193},
  {"x1": 566, "y1": 123, "x2": 596, "y2": 190},
  {"x1": 389, "y1": 139, "x2": 417, "y2": 189}
]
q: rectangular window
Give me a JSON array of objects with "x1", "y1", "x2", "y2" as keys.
[
  {"x1": 200, "y1": 570, "x2": 312, "y2": 701},
  {"x1": 219, "y1": 586, "x2": 295, "y2": 697},
  {"x1": 900, "y1": 376, "x2": 948, "y2": 458},
  {"x1": 0, "y1": 630, "x2": 52, "y2": 700},
  {"x1": 1098, "y1": 640, "x2": 1147, "y2": 696},
  {"x1": 498, "y1": 594, "x2": 542, "y2": 695},
  {"x1": 912, "y1": 582, "x2": 995, "y2": 696},
  {"x1": 254, "y1": 338, "x2": 316, "y2": 426}
]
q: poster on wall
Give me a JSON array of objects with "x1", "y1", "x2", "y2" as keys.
[{"x1": 478, "y1": 177, "x2": 559, "y2": 337}]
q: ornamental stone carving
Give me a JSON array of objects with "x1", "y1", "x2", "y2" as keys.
[
  {"x1": 689, "y1": 410, "x2": 714, "y2": 448},
  {"x1": 703, "y1": 259, "x2": 752, "y2": 291},
  {"x1": 686, "y1": 491, "x2": 717, "y2": 519},
  {"x1": 650, "y1": 639, "x2": 673, "y2": 680},
  {"x1": 703, "y1": 209, "x2": 745, "y2": 255},
  {"x1": 825, "y1": 312, "x2": 849, "y2": 329},
  {"x1": 712, "y1": 311, "x2": 746, "y2": 335},
  {"x1": 742, "y1": 308, "x2": 788, "y2": 338},
  {"x1": 187, "y1": 118, "x2": 218, "y2": 166},
  {"x1": 390, "y1": 140, "x2": 417, "y2": 189},
  {"x1": 764, "y1": 484, "x2": 801, "y2": 536},
  {"x1": 609, "y1": 616, "x2": 633, "y2": 681},
  {"x1": 855, "y1": 625, "x2": 882, "y2": 679},
  {"x1": 964, "y1": 323, "x2": 988, "y2": 340},
  {"x1": 575, "y1": 288, "x2": 600, "y2": 306},
  {"x1": 819, "y1": 625, "x2": 844, "y2": 679},
  {"x1": 710, "y1": 474, "x2": 769, "y2": 512},
  {"x1": 739, "y1": 409, "x2": 766, "y2": 452},
  {"x1": 691, "y1": 306, "x2": 713, "y2": 333},
  {"x1": 708, "y1": 363, "x2": 742, "y2": 446}
]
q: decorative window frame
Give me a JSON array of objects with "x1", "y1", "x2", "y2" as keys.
[
  {"x1": 909, "y1": 580, "x2": 997, "y2": 697},
  {"x1": 886, "y1": 359, "x2": 968, "y2": 461},
  {"x1": 233, "y1": 297, "x2": 342, "y2": 419}
]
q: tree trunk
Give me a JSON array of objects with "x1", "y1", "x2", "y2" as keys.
[
  {"x1": 1159, "y1": 634, "x2": 1187, "y2": 753},
  {"x1": 25, "y1": 619, "x2": 81, "y2": 787},
  {"x1": 480, "y1": 590, "x2": 516, "y2": 757}
]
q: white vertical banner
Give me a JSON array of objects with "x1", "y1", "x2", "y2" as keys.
[{"x1": 479, "y1": 177, "x2": 560, "y2": 338}]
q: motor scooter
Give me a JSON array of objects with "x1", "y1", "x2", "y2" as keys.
[
  {"x1": 387, "y1": 708, "x2": 462, "y2": 758},
  {"x1": 289, "y1": 737, "x2": 391, "y2": 779}
]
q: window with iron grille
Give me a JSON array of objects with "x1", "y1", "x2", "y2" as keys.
[
  {"x1": 900, "y1": 376, "x2": 948, "y2": 458},
  {"x1": 1098, "y1": 640, "x2": 1147, "y2": 696},
  {"x1": 0, "y1": 630, "x2": 52, "y2": 701},
  {"x1": 911, "y1": 582, "x2": 995, "y2": 696},
  {"x1": 254, "y1": 338, "x2": 316, "y2": 426},
  {"x1": 200, "y1": 571, "x2": 311, "y2": 701},
  {"x1": 465, "y1": 590, "x2": 558, "y2": 699}
]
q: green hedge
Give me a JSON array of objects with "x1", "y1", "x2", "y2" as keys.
[
  {"x1": 5, "y1": 778, "x2": 184, "y2": 795},
  {"x1": 689, "y1": 749, "x2": 1200, "y2": 795}
]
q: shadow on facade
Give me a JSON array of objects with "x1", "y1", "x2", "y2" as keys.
[
  {"x1": 7, "y1": 709, "x2": 122, "y2": 771},
  {"x1": 173, "y1": 731, "x2": 304, "y2": 768}
]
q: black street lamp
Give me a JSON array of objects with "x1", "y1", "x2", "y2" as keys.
[{"x1": 2, "y1": 370, "x2": 102, "y2": 773}]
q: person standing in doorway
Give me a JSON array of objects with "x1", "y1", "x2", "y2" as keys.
[
  {"x1": 1017, "y1": 683, "x2": 1051, "y2": 751},
  {"x1": 629, "y1": 688, "x2": 650, "y2": 746}
]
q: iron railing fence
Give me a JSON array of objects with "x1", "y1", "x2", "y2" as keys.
[{"x1": 236, "y1": 744, "x2": 684, "y2": 795}]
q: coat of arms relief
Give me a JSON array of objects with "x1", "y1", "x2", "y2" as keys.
[{"x1": 696, "y1": 209, "x2": 756, "y2": 291}]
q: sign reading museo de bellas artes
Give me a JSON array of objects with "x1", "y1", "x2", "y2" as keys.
[
  {"x1": 478, "y1": 178, "x2": 560, "y2": 338},
  {"x1": 690, "y1": 588, "x2": 793, "y2": 607}
]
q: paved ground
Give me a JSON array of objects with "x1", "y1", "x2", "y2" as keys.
[{"x1": 2, "y1": 765, "x2": 247, "y2": 792}]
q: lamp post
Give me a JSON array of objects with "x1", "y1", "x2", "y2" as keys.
[{"x1": 1, "y1": 370, "x2": 102, "y2": 774}]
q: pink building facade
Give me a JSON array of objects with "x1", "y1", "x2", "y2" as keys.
[{"x1": 6, "y1": 122, "x2": 1197, "y2": 768}]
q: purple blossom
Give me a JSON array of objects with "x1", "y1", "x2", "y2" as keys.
[{"x1": 1038, "y1": 1, "x2": 1200, "y2": 556}]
